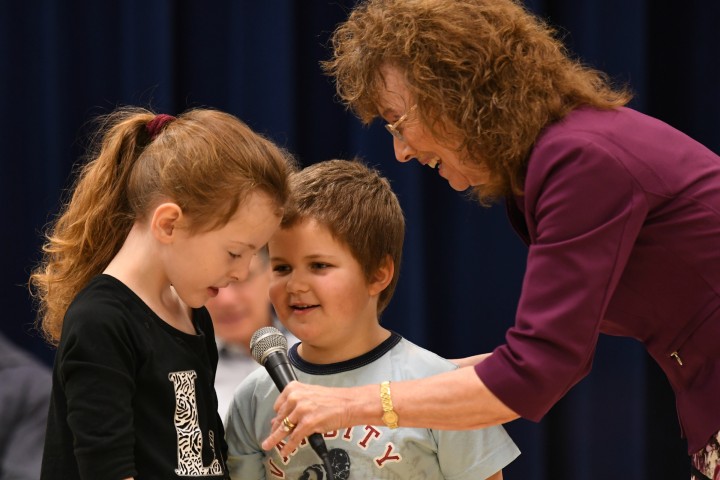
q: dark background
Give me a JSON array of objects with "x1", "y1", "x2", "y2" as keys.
[{"x1": 2, "y1": 1, "x2": 718, "y2": 478}]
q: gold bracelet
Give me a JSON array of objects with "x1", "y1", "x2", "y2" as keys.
[{"x1": 379, "y1": 381, "x2": 399, "y2": 429}]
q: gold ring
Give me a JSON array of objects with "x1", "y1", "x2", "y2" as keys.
[{"x1": 282, "y1": 417, "x2": 296, "y2": 433}]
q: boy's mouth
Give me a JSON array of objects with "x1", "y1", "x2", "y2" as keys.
[{"x1": 291, "y1": 303, "x2": 319, "y2": 311}]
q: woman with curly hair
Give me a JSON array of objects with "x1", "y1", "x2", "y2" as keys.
[{"x1": 260, "y1": 1, "x2": 720, "y2": 478}]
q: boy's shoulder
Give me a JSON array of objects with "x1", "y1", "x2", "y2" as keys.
[
  {"x1": 230, "y1": 365, "x2": 280, "y2": 416},
  {"x1": 388, "y1": 336, "x2": 458, "y2": 378},
  {"x1": 235, "y1": 365, "x2": 278, "y2": 397}
]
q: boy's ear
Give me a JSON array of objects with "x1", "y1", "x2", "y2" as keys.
[
  {"x1": 368, "y1": 254, "x2": 394, "y2": 296},
  {"x1": 151, "y1": 202, "x2": 183, "y2": 244}
]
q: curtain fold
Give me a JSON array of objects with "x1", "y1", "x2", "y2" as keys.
[{"x1": 2, "y1": 1, "x2": 716, "y2": 478}]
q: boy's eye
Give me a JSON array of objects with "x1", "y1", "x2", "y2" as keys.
[{"x1": 272, "y1": 264, "x2": 290, "y2": 274}]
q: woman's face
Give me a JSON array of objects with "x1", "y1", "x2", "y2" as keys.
[{"x1": 377, "y1": 64, "x2": 489, "y2": 191}]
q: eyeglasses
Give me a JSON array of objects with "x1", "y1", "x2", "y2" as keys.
[{"x1": 385, "y1": 105, "x2": 417, "y2": 143}]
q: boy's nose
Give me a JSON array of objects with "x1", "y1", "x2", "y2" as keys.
[{"x1": 285, "y1": 273, "x2": 308, "y2": 293}]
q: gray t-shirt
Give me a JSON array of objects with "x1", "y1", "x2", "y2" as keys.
[{"x1": 225, "y1": 332, "x2": 519, "y2": 479}]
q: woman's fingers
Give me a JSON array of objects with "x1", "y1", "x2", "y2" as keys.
[{"x1": 261, "y1": 382, "x2": 363, "y2": 455}]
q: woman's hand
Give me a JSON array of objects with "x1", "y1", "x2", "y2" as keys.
[
  {"x1": 262, "y1": 367, "x2": 519, "y2": 456},
  {"x1": 449, "y1": 352, "x2": 491, "y2": 368},
  {"x1": 261, "y1": 381, "x2": 377, "y2": 456}
]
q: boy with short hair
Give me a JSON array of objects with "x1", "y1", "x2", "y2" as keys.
[{"x1": 225, "y1": 159, "x2": 519, "y2": 479}]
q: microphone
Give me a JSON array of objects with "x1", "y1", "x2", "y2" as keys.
[{"x1": 250, "y1": 326, "x2": 334, "y2": 478}]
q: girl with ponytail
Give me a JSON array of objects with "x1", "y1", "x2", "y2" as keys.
[{"x1": 30, "y1": 106, "x2": 294, "y2": 480}]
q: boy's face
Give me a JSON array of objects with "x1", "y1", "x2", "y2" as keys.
[{"x1": 268, "y1": 218, "x2": 389, "y2": 364}]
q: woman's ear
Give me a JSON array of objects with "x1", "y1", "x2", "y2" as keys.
[
  {"x1": 368, "y1": 254, "x2": 394, "y2": 296},
  {"x1": 151, "y1": 202, "x2": 183, "y2": 244}
]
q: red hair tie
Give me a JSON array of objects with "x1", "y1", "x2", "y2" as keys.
[{"x1": 146, "y1": 114, "x2": 176, "y2": 139}]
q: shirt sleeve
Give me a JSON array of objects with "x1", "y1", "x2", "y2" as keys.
[
  {"x1": 436, "y1": 424, "x2": 520, "y2": 479},
  {"x1": 59, "y1": 302, "x2": 139, "y2": 479},
  {"x1": 475, "y1": 133, "x2": 648, "y2": 421},
  {"x1": 224, "y1": 375, "x2": 267, "y2": 480}
]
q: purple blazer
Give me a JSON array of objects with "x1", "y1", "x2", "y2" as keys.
[{"x1": 475, "y1": 107, "x2": 720, "y2": 454}]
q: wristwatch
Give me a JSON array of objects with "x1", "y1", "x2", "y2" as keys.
[{"x1": 379, "y1": 381, "x2": 399, "y2": 429}]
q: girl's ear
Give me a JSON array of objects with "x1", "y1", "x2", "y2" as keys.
[
  {"x1": 151, "y1": 202, "x2": 183, "y2": 244},
  {"x1": 368, "y1": 254, "x2": 394, "y2": 296}
]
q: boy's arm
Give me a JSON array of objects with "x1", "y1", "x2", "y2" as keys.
[
  {"x1": 224, "y1": 381, "x2": 268, "y2": 480},
  {"x1": 434, "y1": 400, "x2": 520, "y2": 479}
]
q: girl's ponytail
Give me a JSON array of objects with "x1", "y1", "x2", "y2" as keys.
[{"x1": 30, "y1": 108, "x2": 156, "y2": 345}]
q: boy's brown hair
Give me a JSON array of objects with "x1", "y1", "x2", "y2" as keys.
[{"x1": 281, "y1": 159, "x2": 404, "y2": 314}]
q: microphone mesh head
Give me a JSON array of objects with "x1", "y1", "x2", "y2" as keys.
[{"x1": 250, "y1": 326, "x2": 288, "y2": 365}]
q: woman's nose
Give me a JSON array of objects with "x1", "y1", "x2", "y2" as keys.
[{"x1": 393, "y1": 138, "x2": 416, "y2": 163}]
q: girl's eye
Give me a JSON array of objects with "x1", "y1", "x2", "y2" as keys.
[
  {"x1": 228, "y1": 252, "x2": 242, "y2": 259},
  {"x1": 310, "y1": 262, "x2": 329, "y2": 270}
]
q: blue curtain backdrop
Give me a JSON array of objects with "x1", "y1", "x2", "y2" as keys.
[{"x1": 2, "y1": 1, "x2": 718, "y2": 479}]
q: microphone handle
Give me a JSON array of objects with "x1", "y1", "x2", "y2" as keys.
[
  {"x1": 263, "y1": 350, "x2": 334, "y2": 477},
  {"x1": 264, "y1": 350, "x2": 298, "y2": 392}
]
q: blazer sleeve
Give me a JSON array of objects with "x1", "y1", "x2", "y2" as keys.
[{"x1": 475, "y1": 133, "x2": 648, "y2": 421}]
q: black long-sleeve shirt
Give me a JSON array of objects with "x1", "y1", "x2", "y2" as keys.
[{"x1": 41, "y1": 274, "x2": 229, "y2": 479}]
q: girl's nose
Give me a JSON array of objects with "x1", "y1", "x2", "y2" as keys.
[{"x1": 229, "y1": 257, "x2": 252, "y2": 282}]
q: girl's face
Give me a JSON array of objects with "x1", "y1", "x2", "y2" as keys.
[
  {"x1": 268, "y1": 218, "x2": 389, "y2": 364},
  {"x1": 166, "y1": 191, "x2": 281, "y2": 309},
  {"x1": 377, "y1": 64, "x2": 490, "y2": 191}
]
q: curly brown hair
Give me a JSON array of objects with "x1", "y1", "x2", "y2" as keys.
[
  {"x1": 280, "y1": 159, "x2": 405, "y2": 315},
  {"x1": 322, "y1": 0, "x2": 632, "y2": 203},
  {"x1": 30, "y1": 107, "x2": 295, "y2": 345}
]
